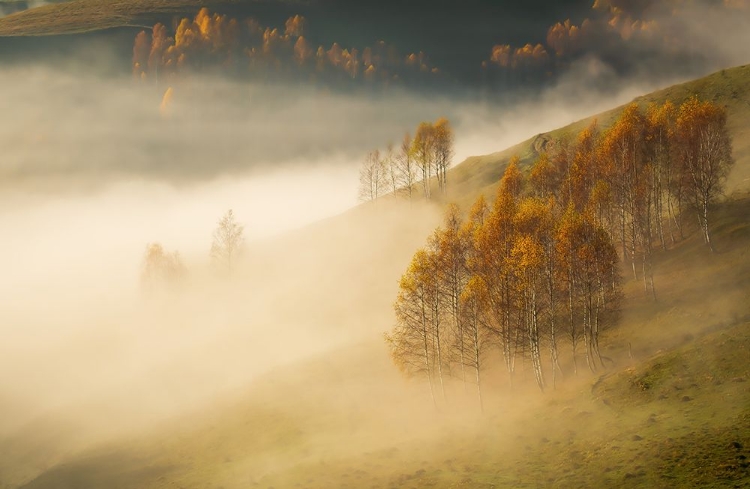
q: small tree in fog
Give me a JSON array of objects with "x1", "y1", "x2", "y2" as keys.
[
  {"x1": 141, "y1": 242, "x2": 187, "y2": 293},
  {"x1": 397, "y1": 132, "x2": 416, "y2": 200},
  {"x1": 359, "y1": 149, "x2": 385, "y2": 202},
  {"x1": 433, "y1": 117, "x2": 454, "y2": 195},
  {"x1": 210, "y1": 209, "x2": 245, "y2": 272}
]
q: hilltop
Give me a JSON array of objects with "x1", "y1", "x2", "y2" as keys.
[
  {"x1": 0, "y1": 0, "x2": 279, "y2": 36},
  {"x1": 448, "y1": 63, "x2": 750, "y2": 209}
]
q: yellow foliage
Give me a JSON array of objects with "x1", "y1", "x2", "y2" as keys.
[{"x1": 159, "y1": 87, "x2": 174, "y2": 117}]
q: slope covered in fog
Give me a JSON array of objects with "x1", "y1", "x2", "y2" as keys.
[{"x1": 2, "y1": 62, "x2": 750, "y2": 489}]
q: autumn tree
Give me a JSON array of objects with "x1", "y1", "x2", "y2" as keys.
[
  {"x1": 529, "y1": 152, "x2": 561, "y2": 200},
  {"x1": 647, "y1": 100, "x2": 688, "y2": 244},
  {"x1": 472, "y1": 160, "x2": 523, "y2": 387},
  {"x1": 210, "y1": 209, "x2": 244, "y2": 272},
  {"x1": 387, "y1": 246, "x2": 447, "y2": 406},
  {"x1": 514, "y1": 197, "x2": 565, "y2": 388},
  {"x1": 141, "y1": 242, "x2": 187, "y2": 292},
  {"x1": 412, "y1": 122, "x2": 435, "y2": 199},
  {"x1": 459, "y1": 277, "x2": 492, "y2": 410},
  {"x1": 646, "y1": 101, "x2": 675, "y2": 249},
  {"x1": 383, "y1": 143, "x2": 399, "y2": 196},
  {"x1": 512, "y1": 199, "x2": 548, "y2": 390},
  {"x1": 396, "y1": 132, "x2": 416, "y2": 200},
  {"x1": 557, "y1": 208, "x2": 620, "y2": 373},
  {"x1": 674, "y1": 97, "x2": 734, "y2": 252},
  {"x1": 434, "y1": 204, "x2": 471, "y2": 390},
  {"x1": 433, "y1": 117, "x2": 455, "y2": 195},
  {"x1": 460, "y1": 196, "x2": 491, "y2": 407}
]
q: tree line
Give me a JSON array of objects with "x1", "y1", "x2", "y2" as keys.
[
  {"x1": 359, "y1": 117, "x2": 454, "y2": 202},
  {"x1": 386, "y1": 96, "x2": 734, "y2": 406},
  {"x1": 133, "y1": 9, "x2": 441, "y2": 90}
]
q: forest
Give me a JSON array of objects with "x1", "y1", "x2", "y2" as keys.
[{"x1": 384, "y1": 96, "x2": 734, "y2": 404}]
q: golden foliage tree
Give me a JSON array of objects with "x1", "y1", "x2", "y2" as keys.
[{"x1": 674, "y1": 97, "x2": 734, "y2": 251}]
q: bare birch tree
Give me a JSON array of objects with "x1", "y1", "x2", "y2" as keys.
[
  {"x1": 359, "y1": 149, "x2": 385, "y2": 202},
  {"x1": 210, "y1": 209, "x2": 244, "y2": 273}
]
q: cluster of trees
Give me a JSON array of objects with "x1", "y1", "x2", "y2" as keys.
[
  {"x1": 386, "y1": 164, "x2": 621, "y2": 406},
  {"x1": 386, "y1": 96, "x2": 733, "y2": 404},
  {"x1": 141, "y1": 209, "x2": 245, "y2": 291},
  {"x1": 359, "y1": 118, "x2": 454, "y2": 202},
  {"x1": 133, "y1": 9, "x2": 440, "y2": 88},
  {"x1": 550, "y1": 97, "x2": 733, "y2": 294}
]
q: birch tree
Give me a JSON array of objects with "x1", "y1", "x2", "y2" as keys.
[
  {"x1": 397, "y1": 132, "x2": 416, "y2": 200},
  {"x1": 434, "y1": 204, "x2": 471, "y2": 391},
  {"x1": 412, "y1": 122, "x2": 435, "y2": 200},
  {"x1": 358, "y1": 149, "x2": 385, "y2": 202},
  {"x1": 434, "y1": 117, "x2": 455, "y2": 195},
  {"x1": 387, "y1": 245, "x2": 448, "y2": 405},
  {"x1": 210, "y1": 209, "x2": 244, "y2": 273},
  {"x1": 674, "y1": 97, "x2": 734, "y2": 252}
]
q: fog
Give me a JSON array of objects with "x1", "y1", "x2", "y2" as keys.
[
  {"x1": 0, "y1": 58, "x2": 707, "y2": 425},
  {"x1": 0, "y1": 23, "x2": 747, "y2": 483}
]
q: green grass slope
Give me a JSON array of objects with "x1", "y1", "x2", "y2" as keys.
[
  {"x1": 448, "y1": 64, "x2": 750, "y2": 209},
  {"x1": 0, "y1": 0, "x2": 281, "y2": 36}
]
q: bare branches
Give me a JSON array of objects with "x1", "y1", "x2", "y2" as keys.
[
  {"x1": 210, "y1": 209, "x2": 244, "y2": 273},
  {"x1": 359, "y1": 118, "x2": 455, "y2": 203}
]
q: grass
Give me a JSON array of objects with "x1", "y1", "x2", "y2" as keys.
[{"x1": 0, "y1": 0, "x2": 278, "y2": 36}]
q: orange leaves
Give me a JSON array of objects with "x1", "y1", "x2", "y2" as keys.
[
  {"x1": 673, "y1": 97, "x2": 734, "y2": 249},
  {"x1": 500, "y1": 156, "x2": 523, "y2": 199},
  {"x1": 293, "y1": 36, "x2": 312, "y2": 65},
  {"x1": 284, "y1": 14, "x2": 306, "y2": 38},
  {"x1": 488, "y1": 43, "x2": 549, "y2": 69},
  {"x1": 391, "y1": 148, "x2": 624, "y2": 392},
  {"x1": 132, "y1": 30, "x2": 149, "y2": 78},
  {"x1": 132, "y1": 10, "x2": 440, "y2": 87},
  {"x1": 546, "y1": 19, "x2": 584, "y2": 57},
  {"x1": 529, "y1": 152, "x2": 559, "y2": 199},
  {"x1": 159, "y1": 87, "x2": 174, "y2": 117}
]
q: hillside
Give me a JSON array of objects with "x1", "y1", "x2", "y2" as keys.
[
  {"x1": 0, "y1": 64, "x2": 747, "y2": 489},
  {"x1": 0, "y1": 0, "x2": 278, "y2": 36},
  {"x1": 4, "y1": 195, "x2": 749, "y2": 489},
  {"x1": 447, "y1": 63, "x2": 750, "y2": 209}
]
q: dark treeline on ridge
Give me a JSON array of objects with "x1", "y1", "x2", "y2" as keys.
[{"x1": 386, "y1": 96, "x2": 734, "y2": 405}]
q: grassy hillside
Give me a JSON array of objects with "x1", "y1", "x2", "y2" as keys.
[
  {"x1": 447, "y1": 63, "x2": 750, "y2": 210},
  {"x1": 4, "y1": 194, "x2": 749, "y2": 489},
  {"x1": 0, "y1": 66, "x2": 748, "y2": 488},
  {"x1": 0, "y1": 0, "x2": 282, "y2": 36}
]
